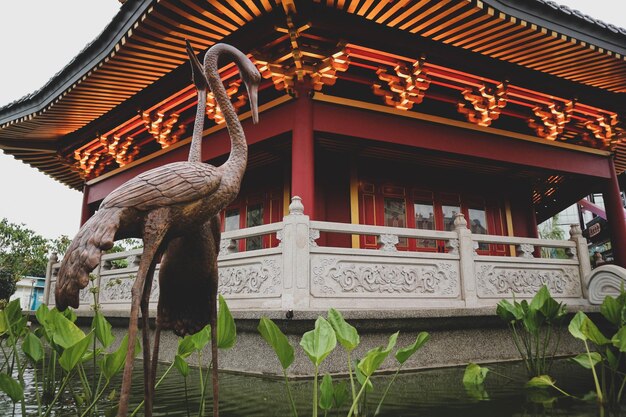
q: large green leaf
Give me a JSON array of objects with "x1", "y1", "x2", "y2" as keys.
[
  {"x1": 568, "y1": 311, "x2": 588, "y2": 341},
  {"x1": 190, "y1": 325, "x2": 211, "y2": 350},
  {"x1": 319, "y1": 374, "x2": 334, "y2": 411},
  {"x1": 358, "y1": 332, "x2": 398, "y2": 377},
  {"x1": 217, "y1": 295, "x2": 236, "y2": 349},
  {"x1": 59, "y1": 332, "x2": 93, "y2": 372},
  {"x1": 612, "y1": 326, "x2": 626, "y2": 352},
  {"x1": 526, "y1": 375, "x2": 556, "y2": 389},
  {"x1": 327, "y1": 308, "x2": 359, "y2": 352},
  {"x1": 93, "y1": 311, "x2": 114, "y2": 348},
  {"x1": 100, "y1": 334, "x2": 141, "y2": 381},
  {"x1": 522, "y1": 309, "x2": 543, "y2": 334},
  {"x1": 4, "y1": 299, "x2": 26, "y2": 337},
  {"x1": 582, "y1": 317, "x2": 610, "y2": 346},
  {"x1": 258, "y1": 317, "x2": 294, "y2": 370},
  {"x1": 395, "y1": 332, "x2": 429, "y2": 365},
  {"x1": 463, "y1": 363, "x2": 489, "y2": 386},
  {"x1": 601, "y1": 296, "x2": 623, "y2": 327},
  {"x1": 177, "y1": 335, "x2": 196, "y2": 359},
  {"x1": 0, "y1": 373, "x2": 23, "y2": 402},
  {"x1": 49, "y1": 309, "x2": 86, "y2": 349},
  {"x1": 300, "y1": 317, "x2": 337, "y2": 367},
  {"x1": 570, "y1": 352, "x2": 602, "y2": 369},
  {"x1": 530, "y1": 285, "x2": 551, "y2": 311},
  {"x1": 496, "y1": 300, "x2": 522, "y2": 323},
  {"x1": 22, "y1": 332, "x2": 44, "y2": 363},
  {"x1": 174, "y1": 354, "x2": 190, "y2": 377},
  {"x1": 355, "y1": 359, "x2": 373, "y2": 392}
]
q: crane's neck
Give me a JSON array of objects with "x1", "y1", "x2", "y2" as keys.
[
  {"x1": 188, "y1": 87, "x2": 206, "y2": 163},
  {"x1": 203, "y1": 44, "x2": 248, "y2": 184}
]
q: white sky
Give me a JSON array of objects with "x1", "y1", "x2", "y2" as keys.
[{"x1": 0, "y1": 0, "x2": 625, "y2": 240}]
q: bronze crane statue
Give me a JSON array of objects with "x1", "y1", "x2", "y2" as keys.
[{"x1": 55, "y1": 41, "x2": 261, "y2": 417}]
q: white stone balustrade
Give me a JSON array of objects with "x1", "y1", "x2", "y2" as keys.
[{"x1": 45, "y1": 197, "x2": 594, "y2": 314}]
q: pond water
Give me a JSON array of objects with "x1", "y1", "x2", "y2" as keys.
[{"x1": 3, "y1": 359, "x2": 612, "y2": 416}]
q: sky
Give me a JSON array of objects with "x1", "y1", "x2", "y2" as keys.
[{"x1": 0, "y1": 0, "x2": 625, "y2": 240}]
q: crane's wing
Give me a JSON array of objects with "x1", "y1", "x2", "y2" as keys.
[{"x1": 100, "y1": 162, "x2": 221, "y2": 211}]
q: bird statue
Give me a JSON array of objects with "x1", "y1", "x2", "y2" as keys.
[{"x1": 54, "y1": 41, "x2": 261, "y2": 417}]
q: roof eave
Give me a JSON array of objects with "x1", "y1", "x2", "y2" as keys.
[
  {"x1": 0, "y1": 0, "x2": 153, "y2": 126},
  {"x1": 482, "y1": 0, "x2": 626, "y2": 56}
]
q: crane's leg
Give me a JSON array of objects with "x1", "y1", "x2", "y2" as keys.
[
  {"x1": 150, "y1": 324, "x2": 161, "y2": 393},
  {"x1": 118, "y1": 212, "x2": 168, "y2": 417},
  {"x1": 140, "y1": 262, "x2": 157, "y2": 417},
  {"x1": 208, "y1": 215, "x2": 221, "y2": 417}
]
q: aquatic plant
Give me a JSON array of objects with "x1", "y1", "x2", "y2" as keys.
[
  {"x1": 0, "y1": 297, "x2": 137, "y2": 417},
  {"x1": 568, "y1": 285, "x2": 626, "y2": 407},
  {"x1": 496, "y1": 285, "x2": 567, "y2": 377},
  {"x1": 258, "y1": 308, "x2": 429, "y2": 417}
]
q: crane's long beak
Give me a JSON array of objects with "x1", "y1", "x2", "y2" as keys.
[
  {"x1": 248, "y1": 84, "x2": 259, "y2": 124},
  {"x1": 185, "y1": 39, "x2": 208, "y2": 91}
]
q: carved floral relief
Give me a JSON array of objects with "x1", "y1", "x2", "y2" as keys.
[
  {"x1": 475, "y1": 263, "x2": 581, "y2": 298},
  {"x1": 311, "y1": 257, "x2": 459, "y2": 297}
]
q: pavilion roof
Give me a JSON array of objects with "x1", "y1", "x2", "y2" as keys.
[{"x1": 0, "y1": 0, "x2": 624, "y2": 189}]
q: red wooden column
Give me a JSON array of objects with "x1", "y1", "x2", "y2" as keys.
[
  {"x1": 291, "y1": 82, "x2": 315, "y2": 218},
  {"x1": 603, "y1": 158, "x2": 626, "y2": 268},
  {"x1": 80, "y1": 185, "x2": 91, "y2": 226}
]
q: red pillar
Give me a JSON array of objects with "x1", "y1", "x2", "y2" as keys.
[
  {"x1": 602, "y1": 158, "x2": 626, "y2": 268},
  {"x1": 80, "y1": 185, "x2": 91, "y2": 226},
  {"x1": 291, "y1": 82, "x2": 315, "y2": 218}
]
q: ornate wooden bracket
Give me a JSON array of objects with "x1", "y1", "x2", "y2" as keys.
[
  {"x1": 528, "y1": 101, "x2": 574, "y2": 141},
  {"x1": 584, "y1": 113, "x2": 619, "y2": 145},
  {"x1": 372, "y1": 59, "x2": 430, "y2": 110},
  {"x1": 141, "y1": 110, "x2": 186, "y2": 149},
  {"x1": 206, "y1": 80, "x2": 247, "y2": 124},
  {"x1": 73, "y1": 149, "x2": 108, "y2": 179},
  {"x1": 457, "y1": 82, "x2": 507, "y2": 127},
  {"x1": 252, "y1": 14, "x2": 349, "y2": 94},
  {"x1": 99, "y1": 135, "x2": 139, "y2": 167}
]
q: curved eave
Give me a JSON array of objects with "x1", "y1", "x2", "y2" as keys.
[
  {"x1": 482, "y1": 0, "x2": 626, "y2": 57},
  {"x1": 0, "y1": 0, "x2": 153, "y2": 126}
]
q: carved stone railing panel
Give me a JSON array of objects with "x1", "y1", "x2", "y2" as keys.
[
  {"x1": 311, "y1": 254, "x2": 460, "y2": 298},
  {"x1": 218, "y1": 255, "x2": 282, "y2": 297},
  {"x1": 475, "y1": 261, "x2": 582, "y2": 298},
  {"x1": 587, "y1": 265, "x2": 626, "y2": 305}
]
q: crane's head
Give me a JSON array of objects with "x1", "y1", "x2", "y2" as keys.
[
  {"x1": 185, "y1": 40, "x2": 209, "y2": 91},
  {"x1": 240, "y1": 58, "x2": 262, "y2": 124}
]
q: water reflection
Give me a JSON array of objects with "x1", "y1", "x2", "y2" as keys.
[{"x1": 1, "y1": 359, "x2": 611, "y2": 416}]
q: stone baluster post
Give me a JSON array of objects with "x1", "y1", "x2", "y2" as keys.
[
  {"x1": 280, "y1": 196, "x2": 312, "y2": 310},
  {"x1": 44, "y1": 252, "x2": 58, "y2": 306},
  {"x1": 569, "y1": 224, "x2": 592, "y2": 299},
  {"x1": 454, "y1": 213, "x2": 478, "y2": 307}
]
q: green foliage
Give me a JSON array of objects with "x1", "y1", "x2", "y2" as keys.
[
  {"x1": 537, "y1": 215, "x2": 567, "y2": 259},
  {"x1": 300, "y1": 317, "x2": 337, "y2": 368},
  {"x1": 395, "y1": 332, "x2": 429, "y2": 365},
  {"x1": 327, "y1": 308, "x2": 359, "y2": 352},
  {"x1": 463, "y1": 363, "x2": 490, "y2": 386},
  {"x1": 259, "y1": 309, "x2": 430, "y2": 417},
  {"x1": 0, "y1": 268, "x2": 17, "y2": 302},
  {"x1": 258, "y1": 317, "x2": 294, "y2": 370},
  {"x1": 568, "y1": 287, "x2": 626, "y2": 408},
  {"x1": 496, "y1": 285, "x2": 566, "y2": 377},
  {"x1": 217, "y1": 294, "x2": 236, "y2": 349},
  {"x1": 0, "y1": 373, "x2": 24, "y2": 403},
  {"x1": 0, "y1": 218, "x2": 49, "y2": 278}
]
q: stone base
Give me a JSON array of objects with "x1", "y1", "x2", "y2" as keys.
[{"x1": 72, "y1": 306, "x2": 599, "y2": 378}]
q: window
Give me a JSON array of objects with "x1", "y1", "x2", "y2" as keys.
[
  {"x1": 246, "y1": 203, "x2": 263, "y2": 251},
  {"x1": 384, "y1": 197, "x2": 407, "y2": 247},
  {"x1": 442, "y1": 204, "x2": 460, "y2": 232},
  {"x1": 414, "y1": 200, "x2": 435, "y2": 248},
  {"x1": 469, "y1": 207, "x2": 488, "y2": 251}
]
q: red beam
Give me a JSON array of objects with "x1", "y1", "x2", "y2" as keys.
[
  {"x1": 87, "y1": 101, "x2": 295, "y2": 204},
  {"x1": 312, "y1": 101, "x2": 611, "y2": 178}
]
